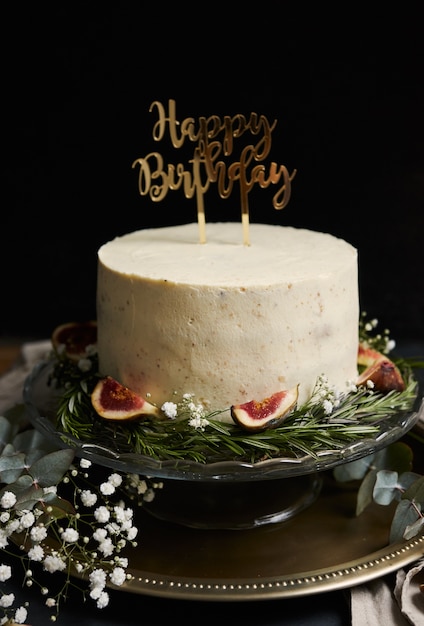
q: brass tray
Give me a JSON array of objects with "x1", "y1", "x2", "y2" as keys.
[{"x1": 116, "y1": 475, "x2": 424, "y2": 599}]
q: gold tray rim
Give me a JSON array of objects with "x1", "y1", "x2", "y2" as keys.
[{"x1": 117, "y1": 531, "x2": 424, "y2": 600}]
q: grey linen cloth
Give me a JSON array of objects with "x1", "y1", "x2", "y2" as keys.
[{"x1": 1, "y1": 341, "x2": 424, "y2": 625}]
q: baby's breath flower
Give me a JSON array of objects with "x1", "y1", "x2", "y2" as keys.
[
  {"x1": 80, "y1": 489, "x2": 97, "y2": 507},
  {"x1": 142, "y1": 488, "x2": 156, "y2": 503},
  {"x1": 323, "y1": 399, "x2": 334, "y2": 415},
  {"x1": 61, "y1": 527, "x2": 79, "y2": 543},
  {"x1": 94, "y1": 506, "x2": 110, "y2": 523},
  {"x1": 0, "y1": 565, "x2": 12, "y2": 582},
  {"x1": 92, "y1": 528, "x2": 107, "y2": 542},
  {"x1": 5, "y1": 520, "x2": 20, "y2": 535},
  {"x1": 96, "y1": 591, "x2": 109, "y2": 609},
  {"x1": 0, "y1": 491, "x2": 16, "y2": 509},
  {"x1": 97, "y1": 537, "x2": 113, "y2": 557},
  {"x1": 28, "y1": 544, "x2": 44, "y2": 561},
  {"x1": 126, "y1": 526, "x2": 138, "y2": 541},
  {"x1": 43, "y1": 555, "x2": 66, "y2": 573},
  {"x1": 189, "y1": 416, "x2": 210, "y2": 431},
  {"x1": 14, "y1": 605, "x2": 28, "y2": 624},
  {"x1": 43, "y1": 486, "x2": 57, "y2": 495},
  {"x1": 0, "y1": 593, "x2": 14, "y2": 608},
  {"x1": 30, "y1": 524, "x2": 47, "y2": 542},
  {"x1": 109, "y1": 566, "x2": 126, "y2": 586},
  {"x1": 108, "y1": 473, "x2": 123, "y2": 488},
  {"x1": 78, "y1": 357, "x2": 93, "y2": 372},
  {"x1": 385, "y1": 338, "x2": 396, "y2": 353},
  {"x1": 105, "y1": 521, "x2": 119, "y2": 536},
  {"x1": 114, "y1": 504, "x2": 132, "y2": 523},
  {"x1": 100, "y1": 482, "x2": 115, "y2": 496},
  {"x1": 19, "y1": 511, "x2": 35, "y2": 529},
  {"x1": 365, "y1": 319, "x2": 378, "y2": 332},
  {"x1": 89, "y1": 568, "x2": 107, "y2": 591},
  {"x1": 161, "y1": 401, "x2": 178, "y2": 418}
]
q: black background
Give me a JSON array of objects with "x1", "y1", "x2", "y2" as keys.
[
  {"x1": 3, "y1": 4, "x2": 423, "y2": 344},
  {"x1": 1, "y1": 7, "x2": 424, "y2": 625}
]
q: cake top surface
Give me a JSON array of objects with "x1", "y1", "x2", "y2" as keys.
[{"x1": 98, "y1": 222, "x2": 357, "y2": 287}]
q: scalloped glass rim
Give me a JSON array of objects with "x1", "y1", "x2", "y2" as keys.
[{"x1": 23, "y1": 361, "x2": 423, "y2": 482}]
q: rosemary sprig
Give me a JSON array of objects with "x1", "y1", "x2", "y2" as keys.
[{"x1": 47, "y1": 352, "x2": 420, "y2": 465}]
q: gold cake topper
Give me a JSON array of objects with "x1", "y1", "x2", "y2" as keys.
[{"x1": 132, "y1": 99, "x2": 296, "y2": 245}]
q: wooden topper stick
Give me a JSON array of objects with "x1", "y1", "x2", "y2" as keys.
[
  {"x1": 197, "y1": 200, "x2": 206, "y2": 244},
  {"x1": 194, "y1": 150, "x2": 206, "y2": 243},
  {"x1": 241, "y1": 207, "x2": 250, "y2": 246}
]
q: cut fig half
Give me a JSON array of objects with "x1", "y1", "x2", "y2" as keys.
[
  {"x1": 52, "y1": 321, "x2": 97, "y2": 361},
  {"x1": 357, "y1": 343, "x2": 405, "y2": 393},
  {"x1": 358, "y1": 343, "x2": 386, "y2": 367},
  {"x1": 231, "y1": 386, "x2": 299, "y2": 432},
  {"x1": 91, "y1": 376, "x2": 162, "y2": 421}
]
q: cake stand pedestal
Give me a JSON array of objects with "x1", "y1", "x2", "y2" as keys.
[{"x1": 142, "y1": 473, "x2": 323, "y2": 529}]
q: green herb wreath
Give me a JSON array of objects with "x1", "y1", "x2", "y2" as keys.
[{"x1": 47, "y1": 314, "x2": 423, "y2": 464}]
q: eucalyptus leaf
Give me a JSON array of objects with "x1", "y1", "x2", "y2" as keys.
[
  {"x1": 397, "y1": 471, "x2": 423, "y2": 493},
  {"x1": 402, "y1": 475, "x2": 424, "y2": 504},
  {"x1": 0, "y1": 451, "x2": 26, "y2": 484},
  {"x1": 0, "y1": 415, "x2": 20, "y2": 452},
  {"x1": 373, "y1": 470, "x2": 399, "y2": 505},
  {"x1": 403, "y1": 515, "x2": 424, "y2": 540},
  {"x1": 13, "y1": 428, "x2": 58, "y2": 455},
  {"x1": 28, "y1": 448, "x2": 75, "y2": 487},
  {"x1": 1, "y1": 443, "x2": 16, "y2": 456},
  {"x1": 390, "y1": 499, "x2": 421, "y2": 544},
  {"x1": 373, "y1": 442, "x2": 414, "y2": 474},
  {"x1": 14, "y1": 484, "x2": 44, "y2": 511},
  {"x1": 41, "y1": 493, "x2": 75, "y2": 518},
  {"x1": 333, "y1": 453, "x2": 375, "y2": 482},
  {"x1": 0, "y1": 405, "x2": 29, "y2": 444},
  {"x1": 356, "y1": 469, "x2": 377, "y2": 515},
  {"x1": 0, "y1": 474, "x2": 34, "y2": 500},
  {"x1": 25, "y1": 448, "x2": 59, "y2": 466}
]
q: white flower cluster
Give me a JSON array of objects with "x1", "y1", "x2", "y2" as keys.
[
  {"x1": 0, "y1": 456, "x2": 158, "y2": 624},
  {"x1": 309, "y1": 374, "x2": 345, "y2": 416},
  {"x1": 362, "y1": 317, "x2": 396, "y2": 354},
  {"x1": 161, "y1": 393, "x2": 210, "y2": 431}
]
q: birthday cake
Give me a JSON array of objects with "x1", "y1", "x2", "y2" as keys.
[
  {"x1": 44, "y1": 99, "x2": 413, "y2": 459},
  {"x1": 96, "y1": 221, "x2": 359, "y2": 422}
]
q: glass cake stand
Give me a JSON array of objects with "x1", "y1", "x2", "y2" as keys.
[{"x1": 23, "y1": 360, "x2": 423, "y2": 530}]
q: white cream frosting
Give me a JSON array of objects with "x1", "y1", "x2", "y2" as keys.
[{"x1": 96, "y1": 222, "x2": 359, "y2": 421}]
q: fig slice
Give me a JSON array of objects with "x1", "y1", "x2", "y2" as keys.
[
  {"x1": 91, "y1": 376, "x2": 162, "y2": 421},
  {"x1": 52, "y1": 321, "x2": 97, "y2": 361},
  {"x1": 357, "y1": 343, "x2": 405, "y2": 393},
  {"x1": 231, "y1": 386, "x2": 299, "y2": 432},
  {"x1": 358, "y1": 343, "x2": 386, "y2": 367}
]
